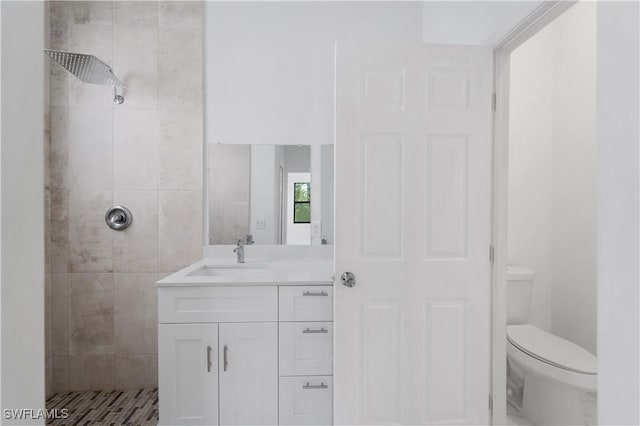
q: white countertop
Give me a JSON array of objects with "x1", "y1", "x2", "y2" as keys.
[{"x1": 156, "y1": 256, "x2": 334, "y2": 287}]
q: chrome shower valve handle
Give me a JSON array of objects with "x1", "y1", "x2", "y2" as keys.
[{"x1": 105, "y1": 205, "x2": 133, "y2": 231}]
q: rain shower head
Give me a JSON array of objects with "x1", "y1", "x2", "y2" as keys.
[{"x1": 44, "y1": 49, "x2": 126, "y2": 104}]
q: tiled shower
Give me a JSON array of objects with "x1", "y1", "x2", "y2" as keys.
[{"x1": 45, "y1": 1, "x2": 204, "y2": 396}]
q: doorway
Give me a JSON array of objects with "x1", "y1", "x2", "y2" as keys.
[{"x1": 491, "y1": 1, "x2": 598, "y2": 425}]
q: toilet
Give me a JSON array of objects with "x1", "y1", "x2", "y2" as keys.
[{"x1": 506, "y1": 266, "x2": 597, "y2": 426}]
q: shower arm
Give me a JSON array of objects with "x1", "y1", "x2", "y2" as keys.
[{"x1": 113, "y1": 86, "x2": 124, "y2": 105}]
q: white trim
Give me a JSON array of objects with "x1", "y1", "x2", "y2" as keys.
[
  {"x1": 490, "y1": 2, "x2": 576, "y2": 424},
  {"x1": 202, "y1": 5, "x2": 210, "y2": 247},
  {"x1": 493, "y1": 1, "x2": 578, "y2": 54}
]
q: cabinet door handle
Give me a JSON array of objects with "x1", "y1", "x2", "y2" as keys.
[
  {"x1": 223, "y1": 345, "x2": 229, "y2": 372},
  {"x1": 206, "y1": 345, "x2": 212, "y2": 373},
  {"x1": 303, "y1": 382, "x2": 328, "y2": 390},
  {"x1": 302, "y1": 291, "x2": 328, "y2": 297},
  {"x1": 302, "y1": 327, "x2": 328, "y2": 334}
]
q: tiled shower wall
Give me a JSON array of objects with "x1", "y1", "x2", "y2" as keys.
[{"x1": 47, "y1": 1, "x2": 203, "y2": 392}]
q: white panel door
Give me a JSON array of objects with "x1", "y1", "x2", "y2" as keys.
[
  {"x1": 334, "y1": 42, "x2": 492, "y2": 425},
  {"x1": 158, "y1": 324, "x2": 219, "y2": 426},
  {"x1": 219, "y1": 323, "x2": 278, "y2": 425}
]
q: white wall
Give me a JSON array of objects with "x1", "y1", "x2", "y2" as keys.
[
  {"x1": 205, "y1": 1, "x2": 422, "y2": 148},
  {"x1": 508, "y1": 2, "x2": 597, "y2": 354},
  {"x1": 205, "y1": 2, "x2": 334, "y2": 147},
  {"x1": 596, "y1": 2, "x2": 639, "y2": 424},
  {"x1": 550, "y1": 2, "x2": 597, "y2": 355},
  {"x1": 1, "y1": 1, "x2": 46, "y2": 422},
  {"x1": 508, "y1": 23, "x2": 555, "y2": 333}
]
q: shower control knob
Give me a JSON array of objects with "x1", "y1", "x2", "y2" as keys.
[
  {"x1": 105, "y1": 205, "x2": 133, "y2": 231},
  {"x1": 341, "y1": 271, "x2": 356, "y2": 288}
]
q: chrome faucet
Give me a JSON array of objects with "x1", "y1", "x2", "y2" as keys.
[{"x1": 233, "y1": 239, "x2": 245, "y2": 263}]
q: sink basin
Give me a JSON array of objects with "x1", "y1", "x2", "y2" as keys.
[{"x1": 187, "y1": 264, "x2": 269, "y2": 277}]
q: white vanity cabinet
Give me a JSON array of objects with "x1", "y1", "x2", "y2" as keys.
[
  {"x1": 158, "y1": 284, "x2": 333, "y2": 426},
  {"x1": 219, "y1": 322, "x2": 278, "y2": 425},
  {"x1": 158, "y1": 323, "x2": 219, "y2": 425}
]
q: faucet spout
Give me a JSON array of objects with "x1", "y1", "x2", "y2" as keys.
[{"x1": 233, "y1": 239, "x2": 245, "y2": 263}]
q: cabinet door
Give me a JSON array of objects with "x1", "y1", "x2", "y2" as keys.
[
  {"x1": 219, "y1": 323, "x2": 278, "y2": 425},
  {"x1": 159, "y1": 324, "x2": 218, "y2": 425}
]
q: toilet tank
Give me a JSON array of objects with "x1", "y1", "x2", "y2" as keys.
[{"x1": 507, "y1": 266, "x2": 534, "y2": 324}]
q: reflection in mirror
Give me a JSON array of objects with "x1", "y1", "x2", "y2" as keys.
[
  {"x1": 207, "y1": 144, "x2": 332, "y2": 246},
  {"x1": 207, "y1": 145, "x2": 251, "y2": 245}
]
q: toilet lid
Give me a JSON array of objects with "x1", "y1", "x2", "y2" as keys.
[{"x1": 507, "y1": 325, "x2": 597, "y2": 375}]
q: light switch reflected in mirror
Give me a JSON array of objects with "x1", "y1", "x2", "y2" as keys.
[{"x1": 206, "y1": 144, "x2": 334, "y2": 246}]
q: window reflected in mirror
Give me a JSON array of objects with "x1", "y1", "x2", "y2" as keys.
[{"x1": 206, "y1": 144, "x2": 333, "y2": 246}]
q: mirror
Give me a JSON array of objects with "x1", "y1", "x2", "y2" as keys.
[{"x1": 206, "y1": 144, "x2": 334, "y2": 245}]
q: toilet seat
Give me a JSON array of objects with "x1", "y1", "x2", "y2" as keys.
[
  {"x1": 507, "y1": 325, "x2": 597, "y2": 374},
  {"x1": 507, "y1": 325, "x2": 597, "y2": 390}
]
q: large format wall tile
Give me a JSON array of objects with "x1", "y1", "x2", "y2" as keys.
[
  {"x1": 46, "y1": 355, "x2": 53, "y2": 398},
  {"x1": 68, "y1": 191, "x2": 113, "y2": 273},
  {"x1": 113, "y1": 25, "x2": 158, "y2": 109},
  {"x1": 115, "y1": 355, "x2": 158, "y2": 389},
  {"x1": 159, "y1": 190, "x2": 202, "y2": 272},
  {"x1": 113, "y1": 191, "x2": 159, "y2": 272},
  {"x1": 51, "y1": 273, "x2": 70, "y2": 355},
  {"x1": 68, "y1": 108, "x2": 113, "y2": 191},
  {"x1": 69, "y1": 355, "x2": 116, "y2": 391},
  {"x1": 50, "y1": 107, "x2": 69, "y2": 193},
  {"x1": 114, "y1": 273, "x2": 158, "y2": 354},
  {"x1": 114, "y1": 109, "x2": 158, "y2": 191},
  {"x1": 66, "y1": 1, "x2": 114, "y2": 26},
  {"x1": 49, "y1": 26, "x2": 70, "y2": 107},
  {"x1": 68, "y1": 24, "x2": 114, "y2": 108},
  {"x1": 158, "y1": 1, "x2": 202, "y2": 29},
  {"x1": 158, "y1": 26, "x2": 203, "y2": 110},
  {"x1": 48, "y1": 0, "x2": 203, "y2": 392},
  {"x1": 50, "y1": 190, "x2": 70, "y2": 273},
  {"x1": 69, "y1": 273, "x2": 114, "y2": 355},
  {"x1": 114, "y1": 1, "x2": 158, "y2": 27},
  {"x1": 52, "y1": 355, "x2": 70, "y2": 393},
  {"x1": 158, "y1": 107, "x2": 203, "y2": 191}
]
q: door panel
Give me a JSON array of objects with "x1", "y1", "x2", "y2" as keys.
[
  {"x1": 219, "y1": 323, "x2": 278, "y2": 425},
  {"x1": 335, "y1": 42, "x2": 492, "y2": 425},
  {"x1": 158, "y1": 323, "x2": 219, "y2": 425}
]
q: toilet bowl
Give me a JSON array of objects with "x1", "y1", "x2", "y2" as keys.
[
  {"x1": 507, "y1": 324, "x2": 597, "y2": 425},
  {"x1": 506, "y1": 267, "x2": 597, "y2": 425}
]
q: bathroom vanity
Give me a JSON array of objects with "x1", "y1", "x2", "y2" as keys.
[{"x1": 156, "y1": 256, "x2": 334, "y2": 426}]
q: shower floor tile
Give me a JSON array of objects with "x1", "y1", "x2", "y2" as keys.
[{"x1": 46, "y1": 388, "x2": 158, "y2": 425}]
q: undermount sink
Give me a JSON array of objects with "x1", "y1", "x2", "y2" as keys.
[{"x1": 187, "y1": 263, "x2": 270, "y2": 277}]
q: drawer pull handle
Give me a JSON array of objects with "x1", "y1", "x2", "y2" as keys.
[
  {"x1": 207, "y1": 345, "x2": 212, "y2": 372},
  {"x1": 303, "y1": 327, "x2": 328, "y2": 334},
  {"x1": 223, "y1": 345, "x2": 229, "y2": 372},
  {"x1": 303, "y1": 291, "x2": 328, "y2": 297},
  {"x1": 303, "y1": 382, "x2": 328, "y2": 390}
]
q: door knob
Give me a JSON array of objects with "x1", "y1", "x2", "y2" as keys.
[{"x1": 341, "y1": 271, "x2": 356, "y2": 288}]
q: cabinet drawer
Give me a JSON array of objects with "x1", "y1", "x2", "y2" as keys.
[
  {"x1": 279, "y1": 376, "x2": 333, "y2": 426},
  {"x1": 279, "y1": 322, "x2": 333, "y2": 376},
  {"x1": 158, "y1": 286, "x2": 277, "y2": 323},
  {"x1": 279, "y1": 286, "x2": 333, "y2": 322}
]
